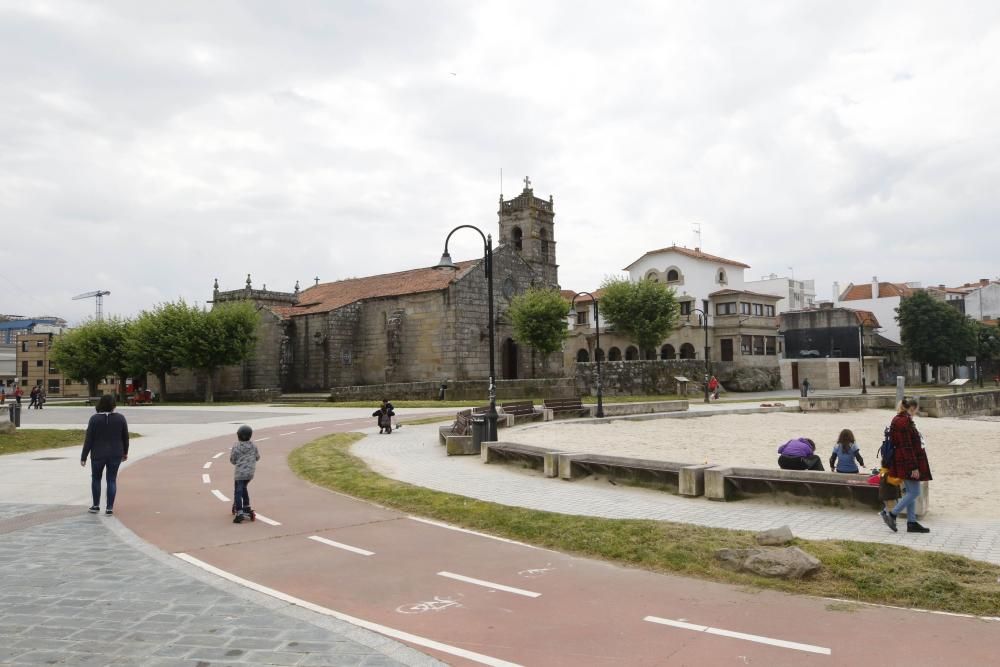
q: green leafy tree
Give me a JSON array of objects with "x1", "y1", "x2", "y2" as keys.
[
  {"x1": 599, "y1": 277, "x2": 680, "y2": 358},
  {"x1": 896, "y1": 291, "x2": 977, "y2": 379},
  {"x1": 508, "y1": 288, "x2": 571, "y2": 377},
  {"x1": 51, "y1": 319, "x2": 131, "y2": 397},
  {"x1": 178, "y1": 301, "x2": 260, "y2": 402},
  {"x1": 128, "y1": 301, "x2": 196, "y2": 402}
]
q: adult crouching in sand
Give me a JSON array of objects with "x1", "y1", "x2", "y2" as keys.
[
  {"x1": 80, "y1": 395, "x2": 130, "y2": 516},
  {"x1": 777, "y1": 437, "x2": 824, "y2": 471},
  {"x1": 882, "y1": 397, "x2": 931, "y2": 534}
]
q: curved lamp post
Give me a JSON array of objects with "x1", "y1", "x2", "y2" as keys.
[
  {"x1": 569, "y1": 291, "x2": 604, "y2": 418},
  {"x1": 435, "y1": 225, "x2": 498, "y2": 442},
  {"x1": 689, "y1": 308, "x2": 712, "y2": 404}
]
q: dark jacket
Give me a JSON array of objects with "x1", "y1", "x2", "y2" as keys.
[
  {"x1": 81, "y1": 412, "x2": 130, "y2": 462},
  {"x1": 888, "y1": 413, "x2": 932, "y2": 481}
]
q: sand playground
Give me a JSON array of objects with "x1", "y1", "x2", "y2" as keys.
[{"x1": 511, "y1": 410, "x2": 1000, "y2": 519}]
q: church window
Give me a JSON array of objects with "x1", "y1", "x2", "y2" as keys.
[
  {"x1": 666, "y1": 269, "x2": 680, "y2": 282},
  {"x1": 540, "y1": 228, "x2": 549, "y2": 263},
  {"x1": 645, "y1": 270, "x2": 659, "y2": 282},
  {"x1": 717, "y1": 268, "x2": 728, "y2": 284},
  {"x1": 512, "y1": 227, "x2": 523, "y2": 252},
  {"x1": 679, "y1": 301, "x2": 692, "y2": 316}
]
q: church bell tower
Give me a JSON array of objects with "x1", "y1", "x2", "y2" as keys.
[{"x1": 497, "y1": 176, "x2": 559, "y2": 288}]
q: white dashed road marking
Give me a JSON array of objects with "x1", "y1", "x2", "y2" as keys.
[
  {"x1": 212, "y1": 452, "x2": 224, "y2": 459},
  {"x1": 643, "y1": 616, "x2": 832, "y2": 655},
  {"x1": 255, "y1": 514, "x2": 282, "y2": 526},
  {"x1": 256, "y1": 437, "x2": 270, "y2": 442},
  {"x1": 408, "y1": 516, "x2": 538, "y2": 549},
  {"x1": 202, "y1": 462, "x2": 211, "y2": 470},
  {"x1": 202, "y1": 474, "x2": 210, "y2": 484},
  {"x1": 308, "y1": 535, "x2": 375, "y2": 556},
  {"x1": 279, "y1": 432, "x2": 296, "y2": 437},
  {"x1": 211, "y1": 489, "x2": 230, "y2": 503},
  {"x1": 436, "y1": 572, "x2": 541, "y2": 598}
]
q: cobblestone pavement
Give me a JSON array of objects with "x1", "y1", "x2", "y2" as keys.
[
  {"x1": 0, "y1": 503, "x2": 440, "y2": 667},
  {"x1": 354, "y1": 425, "x2": 1000, "y2": 565}
]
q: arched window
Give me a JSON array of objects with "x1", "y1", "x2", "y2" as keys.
[
  {"x1": 512, "y1": 227, "x2": 523, "y2": 252},
  {"x1": 595, "y1": 347, "x2": 605, "y2": 362},
  {"x1": 576, "y1": 349, "x2": 590, "y2": 363},
  {"x1": 717, "y1": 268, "x2": 727, "y2": 285},
  {"x1": 679, "y1": 343, "x2": 696, "y2": 359},
  {"x1": 666, "y1": 269, "x2": 679, "y2": 282},
  {"x1": 660, "y1": 344, "x2": 676, "y2": 360},
  {"x1": 540, "y1": 228, "x2": 549, "y2": 263},
  {"x1": 608, "y1": 347, "x2": 622, "y2": 361},
  {"x1": 625, "y1": 346, "x2": 639, "y2": 360},
  {"x1": 644, "y1": 349, "x2": 656, "y2": 360},
  {"x1": 645, "y1": 270, "x2": 660, "y2": 283}
]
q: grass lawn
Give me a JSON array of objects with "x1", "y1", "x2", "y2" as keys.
[
  {"x1": 289, "y1": 433, "x2": 1000, "y2": 617},
  {"x1": 0, "y1": 429, "x2": 141, "y2": 456}
]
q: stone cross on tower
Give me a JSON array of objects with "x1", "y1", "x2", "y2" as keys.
[
  {"x1": 314, "y1": 276, "x2": 320, "y2": 286},
  {"x1": 523, "y1": 175, "x2": 531, "y2": 190}
]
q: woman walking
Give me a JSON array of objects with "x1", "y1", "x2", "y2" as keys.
[
  {"x1": 80, "y1": 395, "x2": 130, "y2": 516},
  {"x1": 881, "y1": 397, "x2": 931, "y2": 533}
]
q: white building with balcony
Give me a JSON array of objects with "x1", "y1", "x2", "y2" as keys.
[{"x1": 744, "y1": 274, "x2": 816, "y2": 313}]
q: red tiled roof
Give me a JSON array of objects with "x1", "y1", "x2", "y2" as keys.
[
  {"x1": 623, "y1": 245, "x2": 750, "y2": 271},
  {"x1": 850, "y1": 309, "x2": 881, "y2": 327},
  {"x1": 708, "y1": 289, "x2": 782, "y2": 300},
  {"x1": 840, "y1": 282, "x2": 916, "y2": 301},
  {"x1": 273, "y1": 260, "x2": 479, "y2": 317}
]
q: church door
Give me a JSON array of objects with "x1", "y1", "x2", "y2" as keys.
[{"x1": 502, "y1": 338, "x2": 519, "y2": 379}]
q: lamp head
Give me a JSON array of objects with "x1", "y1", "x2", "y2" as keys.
[{"x1": 435, "y1": 251, "x2": 458, "y2": 271}]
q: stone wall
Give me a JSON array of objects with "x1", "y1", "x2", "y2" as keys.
[
  {"x1": 328, "y1": 377, "x2": 576, "y2": 402},
  {"x1": 575, "y1": 360, "x2": 780, "y2": 395},
  {"x1": 920, "y1": 389, "x2": 1000, "y2": 418}
]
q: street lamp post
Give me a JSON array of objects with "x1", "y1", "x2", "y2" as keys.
[
  {"x1": 435, "y1": 225, "x2": 498, "y2": 442},
  {"x1": 570, "y1": 292, "x2": 604, "y2": 418},
  {"x1": 690, "y1": 308, "x2": 711, "y2": 404},
  {"x1": 858, "y1": 323, "x2": 868, "y2": 395}
]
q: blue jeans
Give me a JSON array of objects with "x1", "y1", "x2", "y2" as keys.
[
  {"x1": 233, "y1": 479, "x2": 251, "y2": 513},
  {"x1": 893, "y1": 479, "x2": 921, "y2": 521},
  {"x1": 91, "y1": 458, "x2": 122, "y2": 509}
]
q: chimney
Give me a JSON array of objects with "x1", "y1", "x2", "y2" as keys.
[
  {"x1": 871, "y1": 276, "x2": 879, "y2": 300},
  {"x1": 832, "y1": 281, "x2": 840, "y2": 302},
  {"x1": 982, "y1": 279, "x2": 990, "y2": 286},
  {"x1": 820, "y1": 301, "x2": 834, "y2": 310}
]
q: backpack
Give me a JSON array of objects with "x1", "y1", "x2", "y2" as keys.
[{"x1": 877, "y1": 426, "x2": 894, "y2": 467}]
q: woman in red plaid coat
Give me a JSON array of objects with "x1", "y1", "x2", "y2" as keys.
[{"x1": 882, "y1": 397, "x2": 932, "y2": 533}]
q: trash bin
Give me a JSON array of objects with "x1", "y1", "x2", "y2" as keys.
[
  {"x1": 470, "y1": 416, "x2": 486, "y2": 449},
  {"x1": 8, "y1": 402, "x2": 20, "y2": 427},
  {"x1": 438, "y1": 383, "x2": 448, "y2": 401}
]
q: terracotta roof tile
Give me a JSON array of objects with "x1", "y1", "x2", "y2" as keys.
[
  {"x1": 840, "y1": 282, "x2": 917, "y2": 301},
  {"x1": 624, "y1": 245, "x2": 750, "y2": 271},
  {"x1": 273, "y1": 260, "x2": 479, "y2": 318}
]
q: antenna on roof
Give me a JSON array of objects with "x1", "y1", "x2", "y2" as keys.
[{"x1": 692, "y1": 223, "x2": 702, "y2": 250}]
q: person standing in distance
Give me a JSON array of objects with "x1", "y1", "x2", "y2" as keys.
[{"x1": 80, "y1": 395, "x2": 130, "y2": 516}]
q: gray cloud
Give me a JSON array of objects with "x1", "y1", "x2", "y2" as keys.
[{"x1": 2, "y1": 0, "x2": 999, "y2": 323}]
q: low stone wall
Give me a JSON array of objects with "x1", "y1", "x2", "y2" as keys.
[
  {"x1": 329, "y1": 377, "x2": 576, "y2": 402},
  {"x1": 921, "y1": 390, "x2": 1000, "y2": 418},
  {"x1": 165, "y1": 387, "x2": 282, "y2": 402},
  {"x1": 575, "y1": 360, "x2": 780, "y2": 395},
  {"x1": 798, "y1": 395, "x2": 896, "y2": 412},
  {"x1": 599, "y1": 400, "x2": 688, "y2": 417}
]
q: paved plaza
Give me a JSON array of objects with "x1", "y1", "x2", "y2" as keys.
[{"x1": 354, "y1": 418, "x2": 1000, "y2": 565}]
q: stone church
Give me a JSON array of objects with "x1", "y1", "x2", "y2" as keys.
[{"x1": 177, "y1": 180, "x2": 562, "y2": 397}]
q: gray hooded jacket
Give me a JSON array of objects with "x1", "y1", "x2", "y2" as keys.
[{"x1": 230, "y1": 440, "x2": 260, "y2": 481}]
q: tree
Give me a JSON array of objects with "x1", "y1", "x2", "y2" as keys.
[
  {"x1": 178, "y1": 301, "x2": 259, "y2": 402},
  {"x1": 128, "y1": 301, "x2": 196, "y2": 402},
  {"x1": 896, "y1": 291, "x2": 977, "y2": 379},
  {"x1": 599, "y1": 277, "x2": 680, "y2": 358},
  {"x1": 508, "y1": 288, "x2": 570, "y2": 377},
  {"x1": 51, "y1": 319, "x2": 131, "y2": 397}
]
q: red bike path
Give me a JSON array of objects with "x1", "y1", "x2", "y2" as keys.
[{"x1": 116, "y1": 417, "x2": 999, "y2": 666}]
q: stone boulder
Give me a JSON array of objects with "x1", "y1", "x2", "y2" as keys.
[
  {"x1": 755, "y1": 525, "x2": 795, "y2": 546},
  {"x1": 0, "y1": 420, "x2": 14, "y2": 435},
  {"x1": 715, "y1": 546, "x2": 821, "y2": 580},
  {"x1": 720, "y1": 367, "x2": 781, "y2": 392}
]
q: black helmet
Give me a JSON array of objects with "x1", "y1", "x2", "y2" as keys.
[{"x1": 237, "y1": 424, "x2": 253, "y2": 442}]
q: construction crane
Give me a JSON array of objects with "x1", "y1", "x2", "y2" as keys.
[{"x1": 73, "y1": 290, "x2": 111, "y2": 321}]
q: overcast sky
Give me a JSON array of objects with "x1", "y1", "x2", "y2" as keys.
[{"x1": 2, "y1": 0, "x2": 999, "y2": 323}]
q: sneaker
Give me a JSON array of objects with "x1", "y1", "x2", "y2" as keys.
[
  {"x1": 881, "y1": 510, "x2": 898, "y2": 532},
  {"x1": 105, "y1": 509, "x2": 113, "y2": 516},
  {"x1": 233, "y1": 514, "x2": 244, "y2": 524},
  {"x1": 907, "y1": 522, "x2": 930, "y2": 533},
  {"x1": 88, "y1": 506, "x2": 99, "y2": 514}
]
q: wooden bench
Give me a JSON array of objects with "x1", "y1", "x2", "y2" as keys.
[
  {"x1": 703, "y1": 466, "x2": 928, "y2": 514},
  {"x1": 482, "y1": 442, "x2": 568, "y2": 477},
  {"x1": 449, "y1": 405, "x2": 490, "y2": 436},
  {"x1": 557, "y1": 453, "x2": 696, "y2": 492},
  {"x1": 501, "y1": 400, "x2": 541, "y2": 424},
  {"x1": 543, "y1": 397, "x2": 593, "y2": 420}
]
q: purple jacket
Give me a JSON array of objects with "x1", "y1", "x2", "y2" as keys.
[{"x1": 778, "y1": 438, "x2": 814, "y2": 458}]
